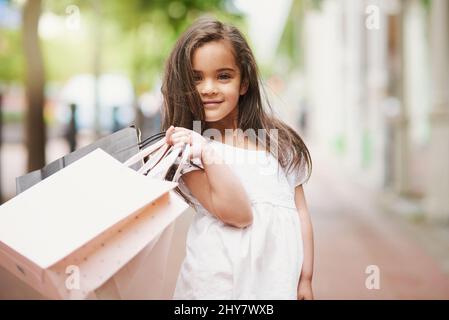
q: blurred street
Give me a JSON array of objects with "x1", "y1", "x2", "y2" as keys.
[
  {"x1": 2, "y1": 136, "x2": 449, "y2": 299},
  {"x1": 308, "y1": 144, "x2": 449, "y2": 299},
  {"x1": 1, "y1": 0, "x2": 449, "y2": 300}
]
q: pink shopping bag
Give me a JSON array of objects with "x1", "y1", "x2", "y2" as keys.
[{"x1": 0, "y1": 149, "x2": 189, "y2": 299}]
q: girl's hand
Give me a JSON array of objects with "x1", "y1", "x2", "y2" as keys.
[
  {"x1": 297, "y1": 278, "x2": 314, "y2": 300},
  {"x1": 165, "y1": 125, "x2": 208, "y2": 160}
]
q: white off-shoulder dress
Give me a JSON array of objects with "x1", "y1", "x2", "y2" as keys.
[{"x1": 173, "y1": 140, "x2": 308, "y2": 300}]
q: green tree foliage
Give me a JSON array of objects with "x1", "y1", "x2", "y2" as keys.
[
  {"x1": 1, "y1": 0, "x2": 243, "y2": 88},
  {"x1": 0, "y1": 28, "x2": 23, "y2": 83},
  {"x1": 37, "y1": 0, "x2": 242, "y2": 91},
  {"x1": 101, "y1": 0, "x2": 243, "y2": 91}
]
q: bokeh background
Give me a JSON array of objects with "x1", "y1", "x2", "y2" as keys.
[{"x1": 1, "y1": 0, "x2": 449, "y2": 299}]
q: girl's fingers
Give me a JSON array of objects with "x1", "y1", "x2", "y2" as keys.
[
  {"x1": 174, "y1": 127, "x2": 192, "y2": 135},
  {"x1": 172, "y1": 132, "x2": 191, "y2": 141},
  {"x1": 171, "y1": 132, "x2": 185, "y2": 139},
  {"x1": 172, "y1": 132, "x2": 192, "y2": 144},
  {"x1": 165, "y1": 125, "x2": 176, "y2": 144},
  {"x1": 173, "y1": 142, "x2": 186, "y2": 149},
  {"x1": 168, "y1": 128, "x2": 181, "y2": 143},
  {"x1": 172, "y1": 138, "x2": 190, "y2": 148},
  {"x1": 167, "y1": 127, "x2": 195, "y2": 147},
  {"x1": 167, "y1": 126, "x2": 175, "y2": 134}
]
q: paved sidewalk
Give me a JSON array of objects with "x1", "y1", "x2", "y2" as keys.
[
  {"x1": 307, "y1": 146, "x2": 449, "y2": 299},
  {"x1": 2, "y1": 138, "x2": 449, "y2": 299}
]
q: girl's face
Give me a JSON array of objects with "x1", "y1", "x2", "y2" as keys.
[{"x1": 192, "y1": 40, "x2": 247, "y2": 123}]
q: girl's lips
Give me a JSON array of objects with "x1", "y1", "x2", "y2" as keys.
[
  {"x1": 203, "y1": 100, "x2": 224, "y2": 104},
  {"x1": 203, "y1": 101, "x2": 224, "y2": 107}
]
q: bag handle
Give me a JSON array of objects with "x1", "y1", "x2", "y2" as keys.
[
  {"x1": 124, "y1": 131, "x2": 203, "y2": 181},
  {"x1": 124, "y1": 136, "x2": 166, "y2": 167},
  {"x1": 172, "y1": 144, "x2": 191, "y2": 182},
  {"x1": 146, "y1": 145, "x2": 183, "y2": 180},
  {"x1": 137, "y1": 142, "x2": 171, "y2": 175}
]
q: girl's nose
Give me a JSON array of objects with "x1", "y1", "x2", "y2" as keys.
[{"x1": 200, "y1": 79, "x2": 217, "y2": 95}]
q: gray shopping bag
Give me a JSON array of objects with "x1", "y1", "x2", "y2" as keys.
[{"x1": 16, "y1": 126, "x2": 143, "y2": 194}]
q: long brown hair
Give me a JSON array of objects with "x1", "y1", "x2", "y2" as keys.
[{"x1": 161, "y1": 17, "x2": 311, "y2": 182}]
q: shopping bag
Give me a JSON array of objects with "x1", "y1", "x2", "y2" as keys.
[
  {"x1": 16, "y1": 126, "x2": 142, "y2": 195},
  {"x1": 126, "y1": 139, "x2": 194, "y2": 182},
  {"x1": 0, "y1": 149, "x2": 188, "y2": 299}
]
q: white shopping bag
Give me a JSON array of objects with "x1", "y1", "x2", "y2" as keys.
[{"x1": 0, "y1": 149, "x2": 189, "y2": 299}]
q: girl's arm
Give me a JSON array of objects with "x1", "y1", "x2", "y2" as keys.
[
  {"x1": 294, "y1": 185, "x2": 314, "y2": 299},
  {"x1": 181, "y1": 142, "x2": 253, "y2": 228}
]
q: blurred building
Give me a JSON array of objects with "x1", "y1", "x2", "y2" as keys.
[
  {"x1": 57, "y1": 73, "x2": 135, "y2": 134},
  {"x1": 276, "y1": 0, "x2": 448, "y2": 222}
]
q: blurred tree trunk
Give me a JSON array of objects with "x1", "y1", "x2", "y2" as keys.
[
  {"x1": 22, "y1": 0, "x2": 46, "y2": 172},
  {"x1": 131, "y1": 24, "x2": 144, "y2": 132},
  {"x1": 93, "y1": 0, "x2": 102, "y2": 137}
]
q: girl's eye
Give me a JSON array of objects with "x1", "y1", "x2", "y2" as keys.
[
  {"x1": 193, "y1": 74, "x2": 202, "y2": 82},
  {"x1": 218, "y1": 73, "x2": 231, "y2": 80}
]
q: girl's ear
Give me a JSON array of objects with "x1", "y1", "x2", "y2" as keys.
[{"x1": 240, "y1": 80, "x2": 249, "y2": 96}]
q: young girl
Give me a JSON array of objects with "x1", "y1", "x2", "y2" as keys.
[{"x1": 162, "y1": 17, "x2": 314, "y2": 300}]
